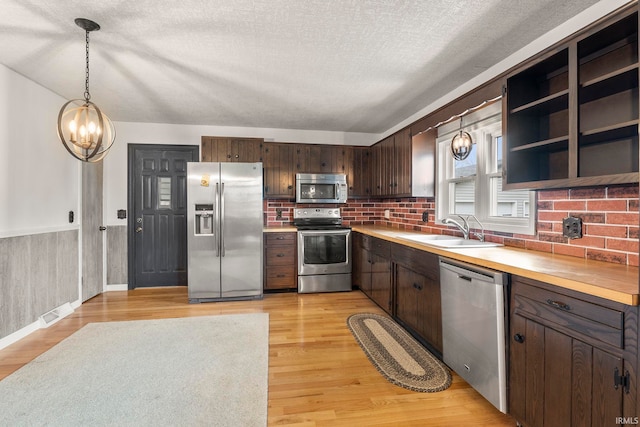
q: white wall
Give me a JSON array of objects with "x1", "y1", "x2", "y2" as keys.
[
  {"x1": 103, "y1": 121, "x2": 379, "y2": 224},
  {"x1": 0, "y1": 64, "x2": 80, "y2": 237}
]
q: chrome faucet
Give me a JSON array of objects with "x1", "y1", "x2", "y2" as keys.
[
  {"x1": 442, "y1": 215, "x2": 469, "y2": 239},
  {"x1": 442, "y1": 214, "x2": 486, "y2": 241},
  {"x1": 468, "y1": 215, "x2": 485, "y2": 242}
]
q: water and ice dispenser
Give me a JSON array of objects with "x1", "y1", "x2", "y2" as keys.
[{"x1": 194, "y1": 204, "x2": 214, "y2": 235}]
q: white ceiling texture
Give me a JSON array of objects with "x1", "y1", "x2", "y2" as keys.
[{"x1": 0, "y1": 0, "x2": 605, "y2": 135}]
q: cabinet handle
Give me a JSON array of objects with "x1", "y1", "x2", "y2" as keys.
[
  {"x1": 413, "y1": 283, "x2": 422, "y2": 291},
  {"x1": 276, "y1": 274, "x2": 286, "y2": 278},
  {"x1": 513, "y1": 333, "x2": 525, "y2": 343},
  {"x1": 276, "y1": 253, "x2": 285, "y2": 257},
  {"x1": 276, "y1": 236, "x2": 285, "y2": 240},
  {"x1": 546, "y1": 299, "x2": 571, "y2": 311}
]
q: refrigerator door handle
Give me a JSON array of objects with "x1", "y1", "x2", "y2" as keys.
[
  {"x1": 220, "y1": 182, "x2": 225, "y2": 257},
  {"x1": 215, "y1": 182, "x2": 220, "y2": 258}
]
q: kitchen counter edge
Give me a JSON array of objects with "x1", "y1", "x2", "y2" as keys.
[
  {"x1": 352, "y1": 225, "x2": 639, "y2": 306},
  {"x1": 263, "y1": 225, "x2": 297, "y2": 233}
]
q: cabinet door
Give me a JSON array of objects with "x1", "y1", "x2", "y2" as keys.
[
  {"x1": 229, "y1": 138, "x2": 262, "y2": 162},
  {"x1": 370, "y1": 252, "x2": 392, "y2": 314},
  {"x1": 393, "y1": 247, "x2": 442, "y2": 353},
  {"x1": 395, "y1": 265, "x2": 421, "y2": 332},
  {"x1": 370, "y1": 143, "x2": 383, "y2": 196},
  {"x1": 394, "y1": 128, "x2": 412, "y2": 195},
  {"x1": 201, "y1": 136, "x2": 230, "y2": 162},
  {"x1": 307, "y1": 145, "x2": 334, "y2": 173},
  {"x1": 351, "y1": 147, "x2": 371, "y2": 197},
  {"x1": 353, "y1": 245, "x2": 372, "y2": 297},
  {"x1": 294, "y1": 145, "x2": 309, "y2": 174},
  {"x1": 263, "y1": 143, "x2": 294, "y2": 198},
  {"x1": 380, "y1": 136, "x2": 394, "y2": 196},
  {"x1": 509, "y1": 284, "x2": 637, "y2": 427}
]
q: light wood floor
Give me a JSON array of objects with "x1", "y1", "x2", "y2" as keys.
[{"x1": 0, "y1": 287, "x2": 515, "y2": 426}]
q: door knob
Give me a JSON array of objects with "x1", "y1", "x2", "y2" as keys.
[
  {"x1": 513, "y1": 333, "x2": 525, "y2": 343},
  {"x1": 99, "y1": 226, "x2": 106, "y2": 231},
  {"x1": 136, "y1": 227, "x2": 143, "y2": 233}
]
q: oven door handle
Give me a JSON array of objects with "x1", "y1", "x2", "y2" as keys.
[{"x1": 298, "y1": 229, "x2": 351, "y2": 237}]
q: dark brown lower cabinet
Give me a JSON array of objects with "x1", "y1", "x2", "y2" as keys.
[
  {"x1": 509, "y1": 276, "x2": 637, "y2": 427},
  {"x1": 393, "y1": 244, "x2": 442, "y2": 354},
  {"x1": 352, "y1": 233, "x2": 392, "y2": 315},
  {"x1": 351, "y1": 233, "x2": 442, "y2": 352},
  {"x1": 367, "y1": 237, "x2": 392, "y2": 314},
  {"x1": 263, "y1": 232, "x2": 297, "y2": 290},
  {"x1": 352, "y1": 233, "x2": 372, "y2": 296}
]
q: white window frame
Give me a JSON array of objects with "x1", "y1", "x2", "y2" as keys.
[{"x1": 436, "y1": 105, "x2": 536, "y2": 235}]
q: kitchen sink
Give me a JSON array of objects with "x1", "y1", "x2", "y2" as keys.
[
  {"x1": 394, "y1": 233, "x2": 459, "y2": 243},
  {"x1": 393, "y1": 233, "x2": 502, "y2": 248},
  {"x1": 425, "y1": 239, "x2": 503, "y2": 248}
]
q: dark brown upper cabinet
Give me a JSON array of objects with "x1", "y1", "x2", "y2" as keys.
[
  {"x1": 351, "y1": 147, "x2": 372, "y2": 197},
  {"x1": 504, "y1": 6, "x2": 639, "y2": 190},
  {"x1": 201, "y1": 136, "x2": 263, "y2": 163},
  {"x1": 262, "y1": 142, "x2": 294, "y2": 198},
  {"x1": 370, "y1": 129, "x2": 412, "y2": 197}
]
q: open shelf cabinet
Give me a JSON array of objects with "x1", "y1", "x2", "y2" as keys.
[{"x1": 504, "y1": 5, "x2": 639, "y2": 189}]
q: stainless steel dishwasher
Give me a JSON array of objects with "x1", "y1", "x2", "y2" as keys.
[{"x1": 439, "y1": 257, "x2": 508, "y2": 413}]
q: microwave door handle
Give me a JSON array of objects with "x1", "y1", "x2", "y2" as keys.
[{"x1": 335, "y1": 183, "x2": 339, "y2": 200}]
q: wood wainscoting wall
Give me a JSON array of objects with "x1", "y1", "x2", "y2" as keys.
[{"x1": 0, "y1": 230, "x2": 79, "y2": 340}]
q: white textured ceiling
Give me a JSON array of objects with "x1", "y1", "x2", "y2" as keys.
[{"x1": 0, "y1": 0, "x2": 603, "y2": 134}]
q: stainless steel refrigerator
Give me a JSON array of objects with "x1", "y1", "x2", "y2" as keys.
[{"x1": 187, "y1": 162, "x2": 263, "y2": 302}]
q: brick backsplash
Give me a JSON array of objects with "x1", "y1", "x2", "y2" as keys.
[{"x1": 264, "y1": 183, "x2": 639, "y2": 266}]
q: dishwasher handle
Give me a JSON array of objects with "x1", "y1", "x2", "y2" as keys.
[{"x1": 439, "y1": 257, "x2": 507, "y2": 286}]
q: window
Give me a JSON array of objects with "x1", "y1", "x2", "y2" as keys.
[{"x1": 436, "y1": 103, "x2": 536, "y2": 235}]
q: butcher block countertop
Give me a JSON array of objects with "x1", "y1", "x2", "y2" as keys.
[
  {"x1": 351, "y1": 225, "x2": 640, "y2": 306},
  {"x1": 263, "y1": 225, "x2": 297, "y2": 233}
]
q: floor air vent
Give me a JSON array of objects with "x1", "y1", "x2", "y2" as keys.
[{"x1": 39, "y1": 303, "x2": 74, "y2": 328}]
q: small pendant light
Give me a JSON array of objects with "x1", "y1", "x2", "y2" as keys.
[
  {"x1": 57, "y1": 18, "x2": 115, "y2": 162},
  {"x1": 450, "y1": 117, "x2": 473, "y2": 161}
]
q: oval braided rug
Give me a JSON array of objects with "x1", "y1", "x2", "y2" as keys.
[{"x1": 347, "y1": 313, "x2": 451, "y2": 392}]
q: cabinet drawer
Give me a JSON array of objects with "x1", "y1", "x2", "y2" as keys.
[
  {"x1": 391, "y1": 243, "x2": 439, "y2": 279},
  {"x1": 265, "y1": 246, "x2": 295, "y2": 266},
  {"x1": 265, "y1": 265, "x2": 296, "y2": 289},
  {"x1": 265, "y1": 232, "x2": 296, "y2": 245},
  {"x1": 513, "y1": 279, "x2": 623, "y2": 348},
  {"x1": 370, "y1": 237, "x2": 391, "y2": 258}
]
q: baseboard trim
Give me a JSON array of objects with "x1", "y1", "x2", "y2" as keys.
[
  {"x1": 0, "y1": 299, "x2": 80, "y2": 351},
  {"x1": 39, "y1": 302, "x2": 74, "y2": 328},
  {"x1": 106, "y1": 284, "x2": 128, "y2": 292}
]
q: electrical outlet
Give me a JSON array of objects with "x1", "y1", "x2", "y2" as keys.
[
  {"x1": 275, "y1": 208, "x2": 283, "y2": 220},
  {"x1": 384, "y1": 209, "x2": 390, "y2": 219},
  {"x1": 422, "y1": 211, "x2": 429, "y2": 222},
  {"x1": 562, "y1": 216, "x2": 582, "y2": 239}
]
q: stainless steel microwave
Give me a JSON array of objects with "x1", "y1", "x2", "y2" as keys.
[{"x1": 295, "y1": 173, "x2": 348, "y2": 204}]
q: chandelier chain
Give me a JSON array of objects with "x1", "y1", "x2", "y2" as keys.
[{"x1": 84, "y1": 29, "x2": 91, "y2": 102}]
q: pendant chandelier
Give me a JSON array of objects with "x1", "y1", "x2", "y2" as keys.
[
  {"x1": 450, "y1": 117, "x2": 473, "y2": 161},
  {"x1": 57, "y1": 18, "x2": 115, "y2": 163}
]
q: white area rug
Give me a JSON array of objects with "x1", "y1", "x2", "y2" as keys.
[{"x1": 0, "y1": 314, "x2": 269, "y2": 427}]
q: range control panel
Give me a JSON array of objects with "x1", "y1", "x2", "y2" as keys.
[{"x1": 293, "y1": 208, "x2": 341, "y2": 220}]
